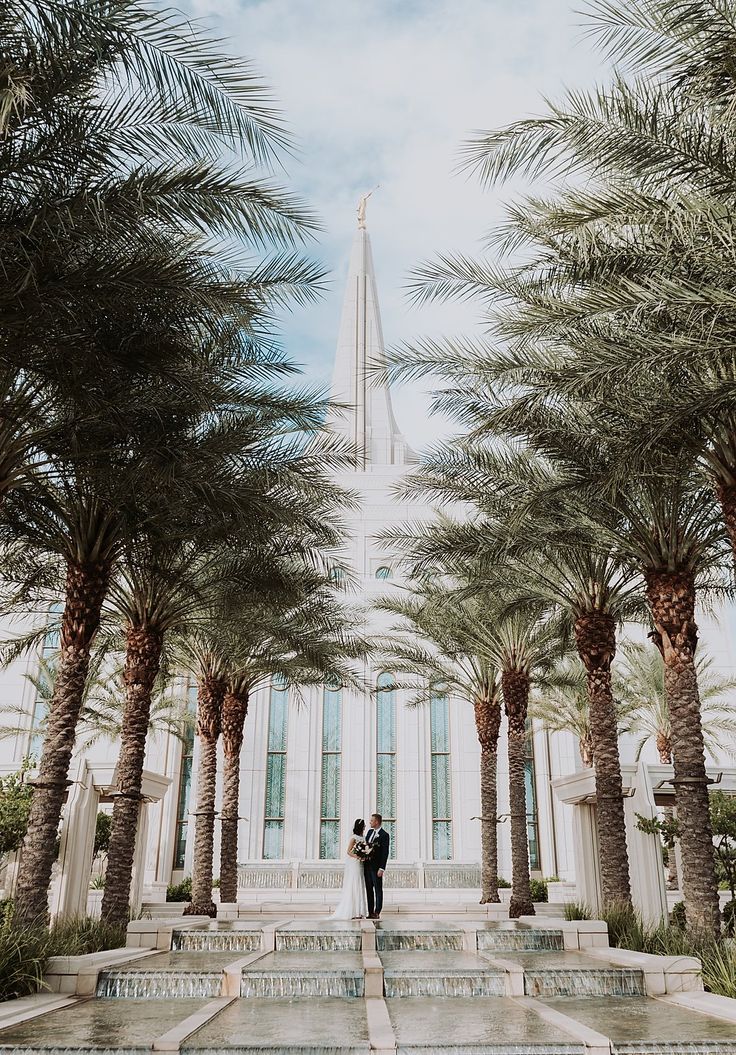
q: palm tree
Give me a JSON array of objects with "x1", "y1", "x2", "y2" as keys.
[
  {"x1": 216, "y1": 590, "x2": 366, "y2": 905},
  {"x1": 1, "y1": 655, "x2": 189, "y2": 752},
  {"x1": 3, "y1": 0, "x2": 327, "y2": 927},
  {"x1": 376, "y1": 581, "x2": 504, "y2": 903},
  {"x1": 98, "y1": 380, "x2": 353, "y2": 925},
  {"x1": 617, "y1": 641, "x2": 736, "y2": 891},
  {"x1": 617, "y1": 643, "x2": 736, "y2": 766}
]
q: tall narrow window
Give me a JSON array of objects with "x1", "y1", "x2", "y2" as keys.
[
  {"x1": 319, "y1": 681, "x2": 342, "y2": 859},
  {"x1": 263, "y1": 677, "x2": 289, "y2": 859},
  {"x1": 173, "y1": 681, "x2": 197, "y2": 870},
  {"x1": 376, "y1": 672, "x2": 396, "y2": 850},
  {"x1": 525, "y1": 720, "x2": 541, "y2": 870},
  {"x1": 28, "y1": 603, "x2": 63, "y2": 759},
  {"x1": 430, "y1": 689, "x2": 452, "y2": 859}
]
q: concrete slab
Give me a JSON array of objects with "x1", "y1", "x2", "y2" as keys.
[
  {"x1": 181, "y1": 997, "x2": 370, "y2": 1050},
  {"x1": 0, "y1": 998, "x2": 210, "y2": 1049}
]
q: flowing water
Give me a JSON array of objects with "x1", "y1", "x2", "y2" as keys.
[
  {"x1": 477, "y1": 929, "x2": 564, "y2": 952},
  {"x1": 240, "y1": 970, "x2": 365, "y2": 998},
  {"x1": 275, "y1": 931, "x2": 362, "y2": 952},
  {"x1": 383, "y1": 970, "x2": 506, "y2": 998},
  {"x1": 172, "y1": 930, "x2": 262, "y2": 952},
  {"x1": 376, "y1": 930, "x2": 463, "y2": 951},
  {"x1": 96, "y1": 970, "x2": 223, "y2": 999},
  {"x1": 523, "y1": 967, "x2": 645, "y2": 998}
]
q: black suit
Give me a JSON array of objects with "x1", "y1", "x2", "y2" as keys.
[{"x1": 363, "y1": 827, "x2": 390, "y2": 917}]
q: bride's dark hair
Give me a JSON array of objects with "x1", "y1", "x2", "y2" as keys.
[{"x1": 353, "y1": 818, "x2": 365, "y2": 836}]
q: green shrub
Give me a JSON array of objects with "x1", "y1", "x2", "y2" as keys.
[
  {"x1": 47, "y1": 916, "x2": 126, "y2": 956},
  {"x1": 670, "y1": 901, "x2": 687, "y2": 930},
  {"x1": 564, "y1": 901, "x2": 591, "y2": 921},
  {"x1": 167, "y1": 876, "x2": 192, "y2": 902},
  {"x1": 496, "y1": 876, "x2": 511, "y2": 889},
  {"x1": 722, "y1": 899, "x2": 736, "y2": 937},
  {"x1": 93, "y1": 812, "x2": 112, "y2": 857},
  {"x1": 0, "y1": 909, "x2": 51, "y2": 1000},
  {"x1": 89, "y1": 874, "x2": 105, "y2": 890},
  {"x1": 530, "y1": 878, "x2": 549, "y2": 903}
]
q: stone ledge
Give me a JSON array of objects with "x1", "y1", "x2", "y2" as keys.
[
  {"x1": 44, "y1": 947, "x2": 158, "y2": 995},
  {"x1": 0, "y1": 995, "x2": 76, "y2": 1032},
  {"x1": 662, "y1": 990, "x2": 736, "y2": 1024},
  {"x1": 585, "y1": 947, "x2": 702, "y2": 995}
]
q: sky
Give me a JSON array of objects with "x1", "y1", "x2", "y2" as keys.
[{"x1": 183, "y1": 0, "x2": 605, "y2": 451}]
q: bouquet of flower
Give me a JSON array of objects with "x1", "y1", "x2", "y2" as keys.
[{"x1": 353, "y1": 838, "x2": 374, "y2": 861}]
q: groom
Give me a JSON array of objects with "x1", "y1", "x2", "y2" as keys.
[{"x1": 364, "y1": 813, "x2": 390, "y2": 920}]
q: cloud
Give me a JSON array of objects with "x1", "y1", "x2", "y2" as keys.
[{"x1": 182, "y1": 0, "x2": 604, "y2": 450}]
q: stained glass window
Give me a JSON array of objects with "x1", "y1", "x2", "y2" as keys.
[
  {"x1": 28, "y1": 603, "x2": 63, "y2": 759},
  {"x1": 263, "y1": 679, "x2": 289, "y2": 859},
  {"x1": 525, "y1": 720, "x2": 541, "y2": 871},
  {"x1": 320, "y1": 682, "x2": 342, "y2": 859},
  {"x1": 376, "y1": 673, "x2": 396, "y2": 850},
  {"x1": 173, "y1": 681, "x2": 197, "y2": 869},
  {"x1": 430, "y1": 691, "x2": 452, "y2": 859}
]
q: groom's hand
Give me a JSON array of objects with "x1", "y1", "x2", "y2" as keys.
[{"x1": 377, "y1": 869, "x2": 384, "y2": 877}]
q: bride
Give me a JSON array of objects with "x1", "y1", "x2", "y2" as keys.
[{"x1": 331, "y1": 818, "x2": 369, "y2": 920}]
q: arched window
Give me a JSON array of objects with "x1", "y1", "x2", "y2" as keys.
[
  {"x1": 376, "y1": 673, "x2": 397, "y2": 849},
  {"x1": 430, "y1": 689, "x2": 452, "y2": 860},
  {"x1": 375, "y1": 566, "x2": 393, "y2": 581},
  {"x1": 319, "y1": 681, "x2": 342, "y2": 859},
  {"x1": 263, "y1": 678, "x2": 289, "y2": 859},
  {"x1": 525, "y1": 720, "x2": 541, "y2": 870},
  {"x1": 173, "y1": 680, "x2": 197, "y2": 870}
]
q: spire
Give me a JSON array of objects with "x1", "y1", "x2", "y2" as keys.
[{"x1": 329, "y1": 203, "x2": 417, "y2": 469}]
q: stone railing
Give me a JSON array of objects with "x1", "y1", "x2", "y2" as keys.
[{"x1": 236, "y1": 862, "x2": 480, "y2": 890}]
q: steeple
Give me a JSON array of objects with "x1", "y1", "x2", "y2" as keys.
[{"x1": 328, "y1": 201, "x2": 417, "y2": 469}]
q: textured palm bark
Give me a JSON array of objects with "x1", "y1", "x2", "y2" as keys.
[
  {"x1": 101, "y1": 624, "x2": 164, "y2": 927},
  {"x1": 474, "y1": 694, "x2": 501, "y2": 903},
  {"x1": 14, "y1": 559, "x2": 110, "y2": 926},
  {"x1": 219, "y1": 687, "x2": 249, "y2": 905},
  {"x1": 645, "y1": 569, "x2": 720, "y2": 936},
  {"x1": 502, "y1": 669, "x2": 534, "y2": 918},
  {"x1": 184, "y1": 675, "x2": 225, "y2": 918},
  {"x1": 575, "y1": 612, "x2": 632, "y2": 908}
]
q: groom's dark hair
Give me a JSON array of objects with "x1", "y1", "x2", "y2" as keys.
[{"x1": 371, "y1": 813, "x2": 383, "y2": 824}]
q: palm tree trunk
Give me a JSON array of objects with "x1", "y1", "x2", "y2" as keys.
[
  {"x1": 184, "y1": 674, "x2": 225, "y2": 918},
  {"x1": 14, "y1": 559, "x2": 110, "y2": 926},
  {"x1": 502, "y1": 669, "x2": 534, "y2": 919},
  {"x1": 219, "y1": 686, "x2": 249, "y2": 905},
  {"x1": 474, "y1": 694, "x2": 501, "y2": 904},
  {"x1": 645, "y1": 569, "x2": 720, "y2": 936},
  {"x1": 574, "y1": 612, "x2": 632, "y2": 908},
  {"x1": 101, "y1": 623, "x2": 163, "y2": 927}
]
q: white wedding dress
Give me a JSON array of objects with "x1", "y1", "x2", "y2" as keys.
[{"x1": 331, "y1": 839, "x2": 369, "y2": 920}]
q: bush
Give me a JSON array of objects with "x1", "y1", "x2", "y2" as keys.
[
  {"x1": 599, "y1": 904, "x2": 736, "y2": 1000},
  {"x1": 47, "y1": 916, "x2": 126, "y2": 956},
  {"x1": 0, "y1": 919, "x2": 51, "y2": 1001},
  {"x1": 94, "y1": 812, "x2": 112, "y2": 857},
  {"x1": 496, "y1": 876, "x2": 511, "y2": 888},
  {"x1": 0, "y1": 766, "x2": 33, "y2": 859},
  {"x1": 167, "y1": 876, "x2": 192, "y2": 902},
  {"x1": 564, "y1": 901, "x2": 591, "y2": 921},
  {"x1": 530, "y1": 878, "x2": 549, "y2": 903},
  {"x1": 670, "y1": 901, "x2": 687, "y2": 930},
  {"x1": 0, "y1": 909, "x2": 126, "y2": 1000},
  {"x1": 722, "y1": 899, "x2": 736, "y2": 937}
]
